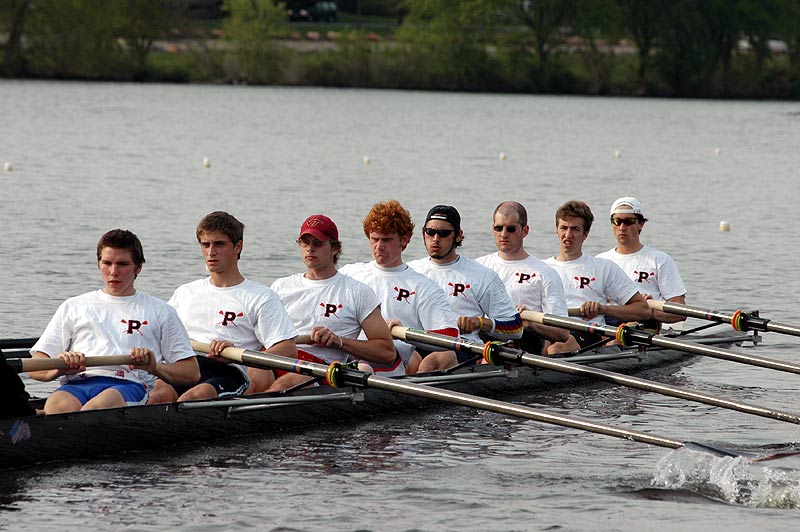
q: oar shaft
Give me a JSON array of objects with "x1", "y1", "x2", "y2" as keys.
[
  {"x1": 394, "y1": 327, "x2": 800, "y2": 425},
  {"x1": 192, "y1": 341, "x2": 684, "y2": 451},
  {"x1": 649, "y1": 300, "x2": 800, "y2": 337},
  {"x1": 522, "y1": 311, "x2": 800, "y2": 375},
  {"x1": 368, "y1": 374, "x2": 684, "y2": 450},
  {"x1": 11, "y1": 355, "x2": 138, "y2": 373}
]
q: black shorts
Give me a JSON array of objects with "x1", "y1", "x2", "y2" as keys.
[
  {"x1": 570, "y1": 330, "x2": 605, "y2": 349},
  {"x1": 513, "y1": 330, "x2": 545, "y2": 356},
  {"x1": 174, "y1": 356, "x2": 247, "y2": 398}
]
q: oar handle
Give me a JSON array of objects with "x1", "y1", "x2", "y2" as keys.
[
  {"x1": 17, "y1": 355, "x2": 139, "y2": 373},
  {"x1": 521, "y1": 310, "x2": 550, "y2": 324}
]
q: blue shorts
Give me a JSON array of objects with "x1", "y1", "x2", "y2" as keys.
[{"x1": 57, "y1": 376, "x2": 147, "y2": 405}]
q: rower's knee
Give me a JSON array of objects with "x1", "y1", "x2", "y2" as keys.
[
  {"x1": 246, "y1": 368, "x2": 276, "y2": 394},
  {"x1": 406, "y1": 351, "x2": 422, "y2": 374},
  {"x1": 43, "y1": 391, "x2": 82, "y2": 415},
  {"x1": 177, "y1": 383, "x2": 219, "y2": 402},
  {"x1": 147, "y1": 380, "x2": 178, "y2": 404},
  {"x1": 82, "y1": 388, "x2": 126, "y2": 411},
  {"x1": 418, "y1": 351, "x2": 456, "y2": 372}
]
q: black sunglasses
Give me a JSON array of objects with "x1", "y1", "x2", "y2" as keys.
[
  {"x1": 423, "y1": 228, "x2": 454, "y2": 238},
  {"x1": 610, "y1": 217, "x2": 639, "y2": 226},
  {"x1": 492, "y1": 225, "x2": 518, "y2": 233}
]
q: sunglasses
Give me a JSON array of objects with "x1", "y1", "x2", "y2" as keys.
[
  {"x1": 610, "y1": 217, "x2": 640, "y2": 226},
  {"x1": 423, "y1": 228, "x2": 454, "y2": 238},
  {"x1": 492, "y1": 225, "x2": 518, "y2": 233}
]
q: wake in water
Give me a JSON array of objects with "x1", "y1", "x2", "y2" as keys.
[{"x1": 650, "y1": 446, "x2": 800, "y2": 508}]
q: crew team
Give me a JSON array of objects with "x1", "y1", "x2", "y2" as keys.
[{"x1": 28, "y1": 197, "x2": 686, "y2": 414}]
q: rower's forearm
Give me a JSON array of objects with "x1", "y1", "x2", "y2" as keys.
[
  {"x1": 604, "y1": 302, "x2": 651, "y2": 322},
  {"x1": 27, "y1": 353, "x2": 59, "y2": 381},
  {"x1": 652, "y1": 310, "x2": 686, "y2": 324},
  {"x1": 151, "y1": 358, "x2": 200, "y2": 386},
  {"x1": 26, "y1": 368, "x2": 59, "y2": 382},
  {"x1": 340, "y1": 338, "x2": 396, "y2": 364},
  {"x1": 528, "y1": 322, "x2": 571, "y2": 343}
]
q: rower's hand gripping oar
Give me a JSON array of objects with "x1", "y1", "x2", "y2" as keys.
[
  {"x1": 191, "y1": 341, "x2": 782, "y2": 462},
  {"x1": 648, "y1": 300, "x2": 800, "y2": 337},
  {"x1": 521, "y1": 311, "x2": 800, "y2": 375},
  {"x1": 8, "y1": 355, "x2": 143, "y2": 373}
]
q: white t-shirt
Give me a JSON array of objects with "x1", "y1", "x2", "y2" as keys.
[
  {"x1": 32, "y1": 290, "x2": 195, "y2": 390},
  {"x1": 168, "y1": 278, "x2": 298, "y2": 380},
  {"x1": 408, "y1": 255, "x2": 522, "y2": 343},
  {"x1": 339, "y1": 261, "x2": 458, "y2": 333},
  {"x1": 476, "y1": 252, "x2": 568, "y2": 317},
  {"x1": 596, "y1": 245, "x2": 687, "y2": 301},
  {"x1": 340, "y1": 261, "x2": 459, "y2": 369},
  {"x1": 544, "y1": 254, "x2": 640, "y2": 326},
  {"x1": 270, "y1": 272, "x2": 380, "y2": 364}
]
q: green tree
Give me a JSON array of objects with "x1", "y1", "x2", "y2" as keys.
[
  {"x1": 24, "y1": 0, "x2": 130, "y2": 78},
  {"x1": 616, "y1": 0, "x2": 659, "y2": 85},
  {"x1": 1, "y1": 0, "x2": 32, "y2": 76},
  {"x1": 777, "y1": 0, "x2": 800, "y2": 70},
  {"x1": 223, "y1": 0, "x2": 288, "y2": 84},
  {"x1": 397, "y1": 0, "x2": 506, "y2": 90},
  {"x1": 739, "y1": 0, "x2": 780, "y2": 70},
  {"x1": 119, "y1": 0, "x2": 182, "y2": 75},
  {"x1": 652, "y1": 1, "x2": 721, "y2": 95},
  {"x1": 572, "y1": 0, "x2": 622, "y2": 93},
  {"x1": 8, "y1": 0, "x2": 179, "y2": 79},
  {"x1": 513, "y1": 0, "x2": 575, "y2": 85}
]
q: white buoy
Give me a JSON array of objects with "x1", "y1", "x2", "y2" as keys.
[
  {"x1": 499, "y1": 152, "x2": 507, "y2": 161},
  {"x1": 714, "y1": 148, "x2": 721, "y2": 156},
  {"x1": 362, "y1": 156, "x2": 371, "y2": 165},
  {"x1": 614, "y1": 150, "x2": 622, "y2": 159},
  {"x1": 3, "y1": 162, "x2": 12, "y2": 172},
  {"x1": 202, "y1": 157, "x2": 210, "y2": 168},
  {"x1": 720, "y1": 221, "x2": 730, "y2": 232}
]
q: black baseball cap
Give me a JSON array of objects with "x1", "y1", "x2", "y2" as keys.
[{"x1": 425, "y1": 205, "x2": 461, "y2": 233}]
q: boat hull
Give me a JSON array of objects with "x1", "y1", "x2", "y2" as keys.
[{"x1": 0, "y1": 342, "x2": 708, "y2": 470}]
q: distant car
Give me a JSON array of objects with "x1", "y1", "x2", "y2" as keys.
[{"x1": 287, "y1": 1, "x2": 337, "y2": 22}]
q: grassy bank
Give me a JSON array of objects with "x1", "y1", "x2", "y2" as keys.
[
  {"x1": 113, "y1": 32, "x2": 800, "y2": 100},
  {"x1": 3, "y1": 0, "x2": 799, "y2": 99}
]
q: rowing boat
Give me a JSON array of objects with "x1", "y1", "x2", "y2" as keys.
[{"x1": 0, "y1": 329, "x2": 754, "y2": 469}]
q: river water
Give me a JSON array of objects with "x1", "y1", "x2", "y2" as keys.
[{"x1": 1, "y1": 80, "x2": 800, "y2": 531}]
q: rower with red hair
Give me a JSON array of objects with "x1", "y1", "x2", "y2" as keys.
[{"x1": 340, "y1": 200, "x2": 459, "y2": 374}]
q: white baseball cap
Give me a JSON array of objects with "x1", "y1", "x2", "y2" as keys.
[{"x1": 610, "y1": 197, "x2": 644, "y2": 217}]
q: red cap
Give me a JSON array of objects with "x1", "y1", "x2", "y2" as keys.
[{"x1": 299, "y1": 214, "x2": 339, "y2": 241}]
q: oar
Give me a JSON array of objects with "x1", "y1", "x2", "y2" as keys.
[
  {"x1": 648, "y1": 300, "x2": 800, "y2": 337},
  {"x1": 521, "y1": 311, "x2": 800, "y2": 375},
  {"x1": 7, "y1": 355, "x2": 140, "y2": 373},
  {"x1": 391, "y1": 327, "x2": 800, "y2": 425},
  {"x1": 191, "y1": 341, "x2": 779, "y2": 461}
]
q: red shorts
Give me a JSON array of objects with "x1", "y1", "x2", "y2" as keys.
[{"x1": 274, "y1": 349, "x2": 326, "y2": 378}]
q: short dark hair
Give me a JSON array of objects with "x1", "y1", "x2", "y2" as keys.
[
  {"x1": 555, "y1": 200, "x2": 594, "y2": 233},
  {"x1": 197, "y1": 211, "x2": 244, "y2": 244},
  {"x1": 97, "y1": 229, "x2": 145, "y2": 267},
  {"x1": 197, "y1": 211, "x2": 244, "y2": 258}
]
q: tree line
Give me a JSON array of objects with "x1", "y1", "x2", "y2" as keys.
[{"x1": 2, "y1": 0, "x2": 800, "y2": 98}]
